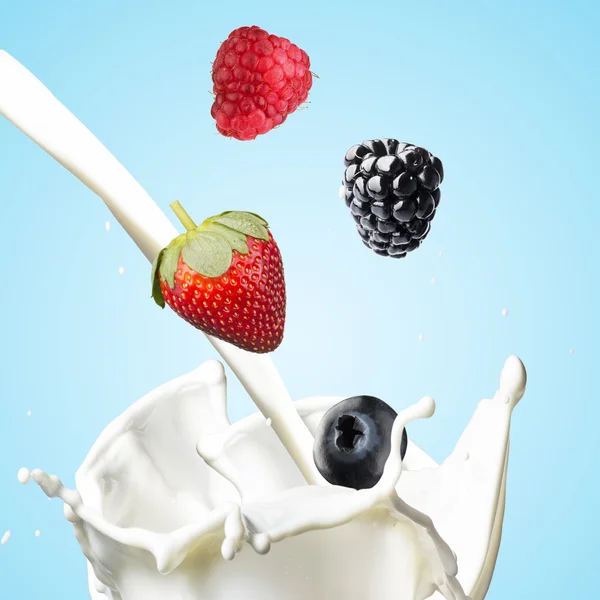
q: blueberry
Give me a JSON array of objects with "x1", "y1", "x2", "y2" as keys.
[{"x1": 313, "y1": 395, "x2": 408, "y2": 490}]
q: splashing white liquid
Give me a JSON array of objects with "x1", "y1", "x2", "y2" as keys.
[
  {"x1": 0, "y1": 51, "x2": 527, "y2": 600},
  {"x1": 1, "y1": 531, "x2": 10, "y2": 545},
  {"x1": 25, "y1": 356, "x2": 526, "y2": 600}
]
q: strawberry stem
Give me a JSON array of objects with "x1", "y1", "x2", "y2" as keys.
[{"x1": 170, "y1": 200, "x2": 197, "y2": 231}]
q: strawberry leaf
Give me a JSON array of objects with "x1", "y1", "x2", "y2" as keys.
[
  {"x1": 218, "y1": 210, "x2": 269, "y2": 227},
  {"x1": 159, "y1": 236, "x2": 186, "y2": 289},
  {"x1": 205, "y1": 222, "x2": 249, "y2": 254},
  {"x1": 213, "y1": 211, "x2": 269, "y2": 241},
  {"x1": 151, "y1": 249, "x2": 166, "y2": 308},
  {"x1": 182, "y1": 230, "x2": 232, "y2": 277}
]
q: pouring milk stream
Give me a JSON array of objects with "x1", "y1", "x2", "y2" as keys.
[{"x1": 0, "y1": 51, "x2": 527, "y2": 600}]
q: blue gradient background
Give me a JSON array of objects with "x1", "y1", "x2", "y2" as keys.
[{"x1": 0, "y1": 0, "x2": 598, "y2": 597}]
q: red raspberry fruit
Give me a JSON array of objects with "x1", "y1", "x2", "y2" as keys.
[{"x1": 210, "y1": 26, "x2": 313, "y2": 141}]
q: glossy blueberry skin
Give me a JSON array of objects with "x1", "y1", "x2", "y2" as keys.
[{"x1": 313, "y1": 395, "x2": 408, "y2": 490}]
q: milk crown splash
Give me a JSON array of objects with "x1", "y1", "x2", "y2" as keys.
[
  {"x1": 0, "y1": 51, "x2": 527, "y2": 600},
  {"x1": 22, "y1": 356, "x2": 525, "y2": 600}
]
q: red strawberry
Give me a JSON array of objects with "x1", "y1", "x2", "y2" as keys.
[
  {"x1": 210, "y1": 25, "x2": 313, "y2": 141},
  {"x1": 151, "y1": 201, "x2": 286, "y2": 353}
]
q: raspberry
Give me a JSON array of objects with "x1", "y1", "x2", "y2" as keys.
[
  {"x1": 211, "y1": 26, "x2": 312, "y2": 141},
  {"x1": 341, "y1": 139, "x2": 444, "y2": 259}
]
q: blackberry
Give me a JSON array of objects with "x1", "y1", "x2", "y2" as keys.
[{"x1": 341, "y1": 139, "x2": 444, "y2": 258}]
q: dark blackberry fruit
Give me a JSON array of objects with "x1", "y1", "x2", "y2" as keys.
[
  {"x1": 313, "y1": 395, "x2": 408, "y2": 490},
  {"x1": 341, "y1": 138, "x2": 443, "y2": 258}
]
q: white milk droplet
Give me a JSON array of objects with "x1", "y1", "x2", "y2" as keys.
[
  {"x1": 1, "y1": 531, "x2": 10, "y2": 545},
  {"x1": 418, "y1": 334, "x2": 425, "y2": 342},
  {"x1": 338, "y1": 186, "x2": 346, "y2": 199},
  {"x1": 431, "y1": 278, "x2": 437, "y2": 285},
  {"x1": 569, "y1": 349, "x2": 575, "y2": 355},
  {"x1": 265, "y1": 418, "x2": 272, "y2": 427},
  {"x1": 105, "y1": 221, "x2": 110, "y2": 231},
  {"x1": 439, "y1": 250, "x2": 443, "y2": 257},
  {"x1": 17, "y1": 467, "x2": 31, "y2": 484},
  {"x1": 35, "y1": 530, "x2": 40, "y2": 537},
  {"x1": 118, "y1": 267, "x2": 125, "y2": 276},
  {"x1": 26, "y1": 410, "x2": 31, "y2": 417},
  {"x1": 501, "y1": 308, "x2": 509, "y2": 317}
]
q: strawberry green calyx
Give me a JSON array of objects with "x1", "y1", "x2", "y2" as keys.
[{"x1": 151, "y1": 201, "x2": 270, "y2": 308}]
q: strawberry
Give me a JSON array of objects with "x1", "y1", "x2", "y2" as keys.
[{"x1": 151, "y1": 201, "x2": 286, "y2": 353}]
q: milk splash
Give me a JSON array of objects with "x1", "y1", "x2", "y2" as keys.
[
  {"x1": 25, "y1": 356, "x2": 526, "y2": 600},
  {"x1": 0, "y1": 51, "x2": 527, "y2": 600}
]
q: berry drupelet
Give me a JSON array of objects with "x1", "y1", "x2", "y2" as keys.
[
  {"x1": 341, "y1": 139, "x2": 444, "y2": 259},
  {"x1": 210, "y1": 26, "x2": 313, "y2": 141}
]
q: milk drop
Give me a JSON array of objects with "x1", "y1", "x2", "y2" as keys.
[
  {"x1": 118, "y1": 267, "x2": 125, "y2": 276},
  {"x1": 35, "y1": 530, "x2": 40, "y2": 537},
  {"x1": 1, "y1": 531, "x2": 10, "y2": 545},
  {"x1": 17, "y1": 467, "x2": 31, "y2": 484},
  {"x1": 502, "y1": 308, "x2": 509, "y2": 317},
  {"x1": 105, "y1": 221, "x2": 111, "y2": 231},
  {"x1": 431, "y1": 278, "x2": 437, "y2": 285},
  {"x1": 419, "y1": 334, "x2": 425, "y2": 342}
]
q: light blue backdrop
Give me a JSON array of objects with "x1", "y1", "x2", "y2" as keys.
[{"x1": 0, "y1": 0, "x2": 598, "y2": 597}]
